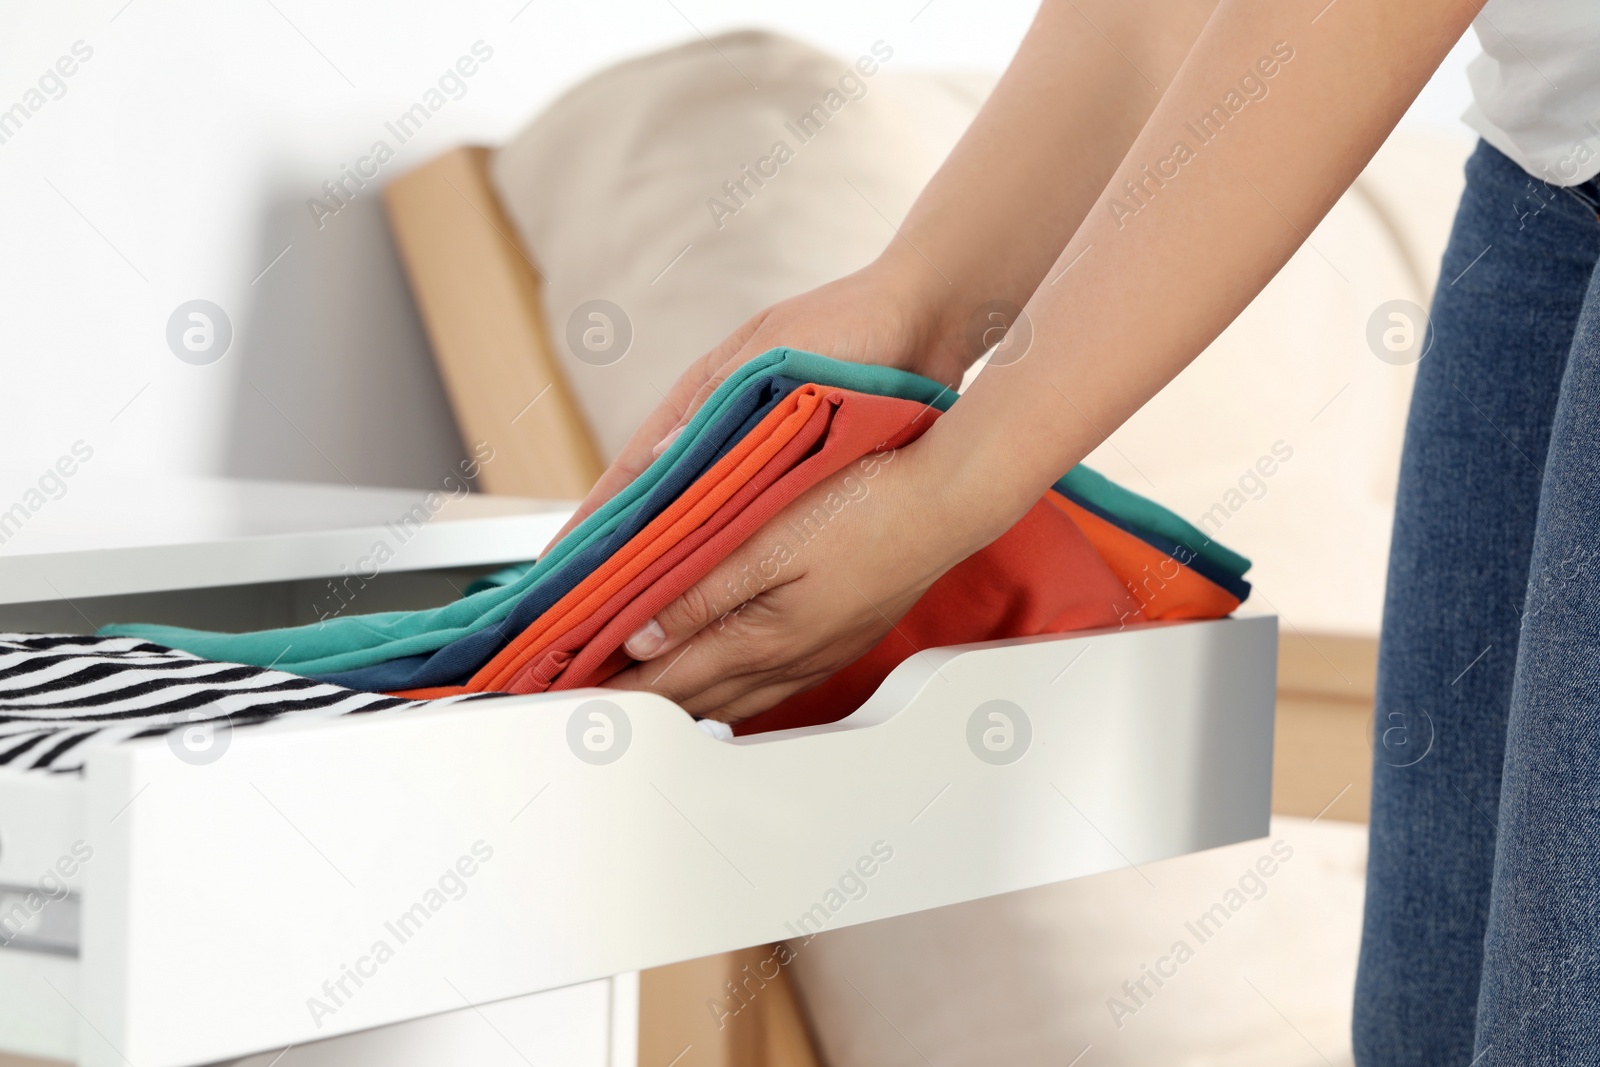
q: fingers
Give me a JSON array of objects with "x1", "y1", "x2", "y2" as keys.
[
  {"x1": 622, "y1": 537, "x2": 776, "y2": 662},
  {"x1": 604, "y1": 590, "x2": 829, "y2": 720},
  {"x1": 596, "y1": 463, "x2": 932, "y2": 722},
  {"x1": 610, "y1": 523, "x2": 816, "y2": 715}
]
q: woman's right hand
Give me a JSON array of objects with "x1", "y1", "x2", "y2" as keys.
[{"x1": 549, "y1": 256, "x2": 969, "y2": 541}]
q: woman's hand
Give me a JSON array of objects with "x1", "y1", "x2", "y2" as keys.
[
  {"x1": 549, "y1": 256, "x2": 966, "y2": 542},
  {"x1": 600, "y1": 434, "x2": 1001, "y2": 722}
]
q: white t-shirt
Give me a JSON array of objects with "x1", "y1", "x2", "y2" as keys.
[{"x1": 1463, "y1": 0, "x2": 1600, "y2": 186}]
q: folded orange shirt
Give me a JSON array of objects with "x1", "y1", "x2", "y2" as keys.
[
  {"x1": 1049, "y1": 494, "x2": 1240, "y2": 621},
  {"x1": 522, "y1": 403, "x2": 1238, "y2": 735},
  {"x1": 491, "y1": 391, "x2": 850, "y2": 695},
  {"x1": 395, "y1": 384, "x2": 909, "y2": 698},
  {"x1": 498, "y1": 388, "x2": 943, "y2": 696}
]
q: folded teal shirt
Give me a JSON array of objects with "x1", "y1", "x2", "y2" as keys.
[
  {"x1": 1056, "y1": 465, "x2": 1251, "y2": 580},
  {"x1": 103, "y1": 348, "x2": 1249, "y2": 672},
  {"x1": 102, "y1": 351, "x2": 951, "y2": 673}
]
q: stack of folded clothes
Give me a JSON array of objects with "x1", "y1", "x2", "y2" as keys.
[{"x1": 91, "y1": 349, "x2": 1251, "y2": 738}]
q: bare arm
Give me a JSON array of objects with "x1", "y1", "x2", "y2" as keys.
[
  {"x1": 924, "y1": 0, "x2": 1478, "y2": 554},
  {"x1": 556, "y1": 0, "x2": 1217, "y2": 537},
  {"x1": 610, "y1": 0, "x2": 1478, "y2": 722},
  {"x1": 883, "y1": 0, "x2": 1222, "y2": 378}
]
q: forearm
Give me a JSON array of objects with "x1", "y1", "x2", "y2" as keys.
[
  {"x1": 923, "y1": 0, "x2": 1476, "y2": 552},
  {"x1": 877, "y1": 0, "x2": 1219, "y2": 378}
]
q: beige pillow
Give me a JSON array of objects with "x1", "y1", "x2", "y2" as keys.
[{"x1": 492, "y1": 30, "x2": 992, "y2": 462}]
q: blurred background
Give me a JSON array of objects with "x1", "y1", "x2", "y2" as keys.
[
  {"x1": 0, "y1": 0, "x2": 1470, "y2": 489},
  {"x1": 1, "y1": 2, "x2": 1483, "y2": 1065}
]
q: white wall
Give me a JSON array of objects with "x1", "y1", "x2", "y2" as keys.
[{"x1": 0, "y1": 0, "x2": 1473, "y2": 491}]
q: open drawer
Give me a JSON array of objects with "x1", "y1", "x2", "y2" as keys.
[{"x1": 0, "y1": 614, "x2": 1275, "y2": 1067}]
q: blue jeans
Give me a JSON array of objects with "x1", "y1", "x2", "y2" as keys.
[{"x1": 1354, "y1": 141, "x2": 1600, "y2": 1065}]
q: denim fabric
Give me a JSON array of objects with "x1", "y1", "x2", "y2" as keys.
[
  {"x1": 317, "y1": 375, "x2": 805, "y2": 691},
  {"x1": 1354, "y1": 142, "x2": 1600, "y2": 1065}
]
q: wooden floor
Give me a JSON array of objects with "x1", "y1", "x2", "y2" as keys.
[{"x1": 1272, "y1": 630, "x2": 1378, "y2": 824}]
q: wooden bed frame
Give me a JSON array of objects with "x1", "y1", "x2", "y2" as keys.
[{"x1": 383, "y1": 147, "x2": 603, "y2": 501}]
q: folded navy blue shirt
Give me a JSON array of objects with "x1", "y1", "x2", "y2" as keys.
[{"x1": 318, "y1": 374, "x2": 805, "y2": 692}]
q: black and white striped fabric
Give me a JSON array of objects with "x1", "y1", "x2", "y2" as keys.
[{"x1": 0, "y1": 634, "x2": 504, "y2": 774}]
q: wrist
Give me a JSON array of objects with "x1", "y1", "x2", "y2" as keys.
[
  {"x1": 897, "y1": 424, "x2": 1033, "y2": 571},
  {"x1": 869, "y1": 242, "x2": 1046, "y2": 390},
  {"x1": 913, "y1": 382, "x2": 1075, "y2": 562},
  {"x1": 860, "y1": 247, "x2": 979, "y2": 388}
]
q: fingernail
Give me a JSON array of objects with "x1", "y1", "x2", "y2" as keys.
[
  {"x1": 625, "y1": 618, "x2": 667, "y2": 659},
  {"x1": 652, "y1": 426, "x2": 684, "y2": 456}
]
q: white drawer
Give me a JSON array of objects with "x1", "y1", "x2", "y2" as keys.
[{"x1": 0, "y1": 615, "x2": 1274, "y2": 1066}]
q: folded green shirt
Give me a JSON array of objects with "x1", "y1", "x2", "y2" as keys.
[
  {"x1": 102, "y1": 350, "x2": 950, "y2": 672},
  {"x1": 103, "y1": 347, "x2": 1248, "y2": 672}
]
